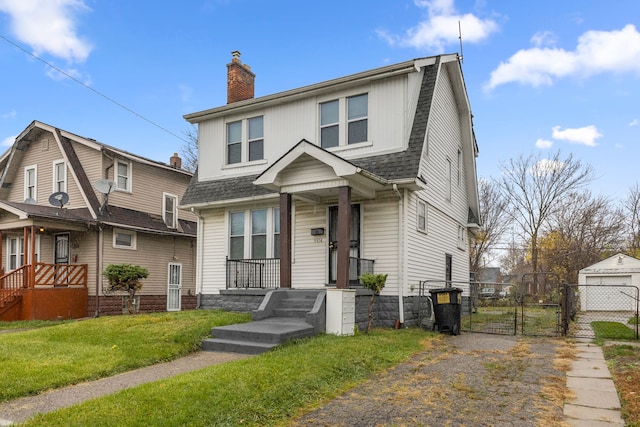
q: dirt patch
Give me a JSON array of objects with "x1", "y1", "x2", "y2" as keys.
[{"x1": 289, "y1": 333, "x2": 567, "y2": 427}]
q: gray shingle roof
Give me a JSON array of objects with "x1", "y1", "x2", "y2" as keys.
[{"x1": 181, "y1": 60, "x2": 439, "y2": 206}]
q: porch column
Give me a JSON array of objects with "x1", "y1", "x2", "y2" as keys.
[
  {"x1": 279, "y1": 193, "x2": 292, "y2": 288},
  {"x1": 22, "y1": 226, "x2": 29, "y2": 287},
  {"x1": 30, "y1": 225, "x2": 36, "y2": 287},
  {"x1": 336, "y1": 186, "x2": 351, "y2": 289},
  {"x1": 0, "y1": 230, "x2": 3, "y2": 275}
]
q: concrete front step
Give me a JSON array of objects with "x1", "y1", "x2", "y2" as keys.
[{"x1": 204, "y1": 317, "x2": 316, "y2": 354}]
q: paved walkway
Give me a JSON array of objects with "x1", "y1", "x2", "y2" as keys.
[{"x1": 564, "y1": 339, "x2": 625, "y2": 426}]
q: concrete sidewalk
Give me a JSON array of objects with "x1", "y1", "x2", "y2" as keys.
[{"x1": 564, "y1": 341, "x2": 625, "y2": 426}]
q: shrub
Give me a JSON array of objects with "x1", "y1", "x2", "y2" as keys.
[
  {"x1": 359, "y1": 273, "x2": 387, "y2": 333},
  {"x1": 102, "y1": 264, "x2": 149, "y2": 314}
]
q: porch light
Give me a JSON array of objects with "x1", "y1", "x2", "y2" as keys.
[{"x1": 37, "y1": 226, "x2": 46, "y2": 234}]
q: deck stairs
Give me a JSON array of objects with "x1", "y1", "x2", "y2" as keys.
[{"x1": 202, "y1": 289, "x2": 326, "y2": 354}]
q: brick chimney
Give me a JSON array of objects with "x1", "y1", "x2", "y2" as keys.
[
  {"x1": 170, "y1": 152, "x2": 182, "y2": 169},
  {"x1": 227, "y1": 50, "x2": 255, "y2": 104}
]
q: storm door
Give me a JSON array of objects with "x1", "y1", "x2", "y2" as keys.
[
  {"x1": 54, "y1": 233, "x2": 70, "y2": 286},
  {"x1": 167, "y1": 262, "x2": 182, "y2": 311},
  {"x1": 328, "y1": 204, "x2": 360, "y2": 285}
]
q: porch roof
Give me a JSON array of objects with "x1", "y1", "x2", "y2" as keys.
[{"x1": 0, "y1": 200, "x2": 94, "y2": 223}]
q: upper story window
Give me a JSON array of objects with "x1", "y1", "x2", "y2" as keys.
[
  {"x1": 226, "y1": 115, "x2": 264, "y2": 165},
  {"x1": 446, "y1": 158, "x2": 452, "y2": 202},
  {"x1": 115, "y1": 160, "x2": 132, "y2": 192},
  {"x1": 320, "y1": 93, "x2": 368, "y2": 149},
  {"x1": 417, "y1": 199, "x2": 427, "y2": 233},
  {"x1": 24, "y1": 165, "x2": 37, "y2": 202},
  {"x1": 457, "y1": 225, "x2": 466, "y2": 250},
  {"x1": 53, "y1": 160, "x2": 66, "y2": 193},
  {"x1": 457, "y1": 149, "x2": 462, "y2": 187},
  {"x1": 163, "y1": 193, "x2": 178, "y2": 229},
  {"x1": 113, "y1": 229, "x2": 137, "y2": 250}
]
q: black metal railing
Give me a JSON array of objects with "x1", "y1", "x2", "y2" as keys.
[
  {"x1": 226, "y1": 257, "x2": 280, "y2": 289},
  {"x1": 351, "y1": 257, "x2": 375, "y2": 282}
]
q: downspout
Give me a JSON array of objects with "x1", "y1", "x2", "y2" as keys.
[
  {"x1": 191, "y1": 207, "x2": 204, "y2": 309},
  {"x1": 392, "y1": 184, "x2": 405, "y2": 325},
  {"x1": 95, "y1": 224, "x2": 103, "y2": 317}
]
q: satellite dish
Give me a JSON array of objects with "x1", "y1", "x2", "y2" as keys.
[
  {"x1": 49, "y1": 191, "x2": 69, "y2": 208},
  {"x1": 24, "y1": 197, "x2": 36, "y2": 205},
  {"x1": 94, "y1": 179, "x2": 115, "y2": 194}
]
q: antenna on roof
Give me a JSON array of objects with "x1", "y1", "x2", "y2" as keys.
[
  {"x1": 94, "y1": 179, "x2": 115, "y2": 215},
  {"x1": 458, "y1": 20, "x2": 464, "y2": 64}
]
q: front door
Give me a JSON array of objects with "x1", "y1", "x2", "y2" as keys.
[
  {"x1": 167, "y1": 263, "x2": 182, "y2": 311},
  {"x1": 54, "y1": 233, "x2": 70, "y2": 264},
  {"x1": 328, "y1": 204, "x2": 360, "y2": 285}
]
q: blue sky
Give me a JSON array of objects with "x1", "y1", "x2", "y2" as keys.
[{"x1": 0, "y1": 0, "x2": 638, "y2": 200}]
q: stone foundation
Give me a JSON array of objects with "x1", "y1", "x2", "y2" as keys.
[{"x1": 88, "y1": 295, "x2": 198, "y2": 317}]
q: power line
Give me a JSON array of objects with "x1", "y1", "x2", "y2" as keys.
[{"x1": 0, "y1": 33, "x2": 189, "y2": 144}]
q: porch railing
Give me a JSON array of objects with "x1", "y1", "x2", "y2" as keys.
[
  {"x1": 35, "y1": 263, "x2": 88, "y2": 287},
  {"x1": 226, "y1": 257, "x2": 280, "y2": 289},
  {"x1": 0, "y1": 265, "x2": 28, "y2": 307},
  {"x1": 225, "y1": 256, "x2": 376, "y2": 289},
  {"x1": 350, "y1": 256, "x2": 375, "y2": 282}
]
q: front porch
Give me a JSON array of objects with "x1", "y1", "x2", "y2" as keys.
[{"x1": 0, "y1": 262, "x2": 88, "y2": 321}]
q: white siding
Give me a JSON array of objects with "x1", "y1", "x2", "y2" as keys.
[
  {"x1": 291, "y1": 201, "x2": 327, "y2": 287},
  {"x1": 199, "y1": 210, "x2": 227, "y2": 294}
]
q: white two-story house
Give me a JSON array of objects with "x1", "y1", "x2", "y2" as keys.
[{"x1": 181, "y1": 52, "x2": 480, "y2": 327}]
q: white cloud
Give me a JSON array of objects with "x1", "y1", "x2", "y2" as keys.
[
  {"x1": 377, "y1": 0, "x2": 499, "y2": 52},
  {"x1": 530, "y1": 31, "x2": 558, "y2": 48},
  {"x1": 45, "y1": 66, "x2": 92, "y2": 85},
  {"x1": 1, "y1": 110, "x2": 17, "y2": 119},
  {"x1": 531, "y1": 158, "x2": 565, "y2": 177},
  {"x1": 0, "y1": 0, "x2": 92, "y2": 63},
  {"x1": 486, "y1": 24, "x2": 640, "y2": 90},
  {"x1": 1, "y1": 135, "x2": 16, "y2": 147},
  {"x1": 630, "y1": 118, "x2": 639, "y2": 127},
  {"x1": 551, "y1": 125, "x2": 602, "y2": 147},
  {"x1": 535, "y1": 138, "x2": 553, "y2": 149}
]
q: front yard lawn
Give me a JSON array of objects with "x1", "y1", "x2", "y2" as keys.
[
  {"x1": 603, "y1": 344, "x2": 640, "y2": 426},
  {"x1": 0, "y1": 310, "x2": 250, "y2": 402}
]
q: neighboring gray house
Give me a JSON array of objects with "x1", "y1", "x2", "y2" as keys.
[
  {"x1": 181, "y1": 52, "x2": 480, "y2": 327},
  {"x1": 578, "y1": 253, "x2": 640, "y2": 312}
]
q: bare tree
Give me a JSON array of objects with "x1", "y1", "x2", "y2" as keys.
[
  {"x1": 469, "y1": 178, "x2": 510, "y2": 274},
  {"x1": 622, "y1": 183, "x2": 640, "y2": 257},
  {"x1": 498, "y1": 151, "x2": 594, "y2": 294},
  {"x1": 539, "y1": 190, "x2": 623, "y2": 283},
  {"x1": 180, "y1": 125, "x2": 198, "y2": 173}
]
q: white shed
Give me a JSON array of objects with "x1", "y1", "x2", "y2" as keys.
[{"x1": 578, "y1": 253, "x2": 640, "y2": 312}]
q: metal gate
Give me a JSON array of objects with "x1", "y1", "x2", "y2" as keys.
[{"x1": 418, "y1": 276, "x2": 639, "y2": 339}]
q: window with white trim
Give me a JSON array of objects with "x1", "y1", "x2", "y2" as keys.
[
  {"x1": 53, "y1": 160, "x2": 66, "y2": 193},
  {"x1": 6, "y1": 236, "x2": 39, "y2": 270},
  {"x1": 320, "y1": 93, "x2": 368, "y2": 148},
  {"x1": 24, "y1": 165, "x2": 37, "y2": 201},
  {"x1": 115, "y1": 160, "x2": 131, "y2": 192},
  {"x1": 226, "y1": 115, "x2": 264, "y2": 165},
  {"x1": 457, "y1": 149, "x2": 462, "y2": 187},
  {"x1": 113, "y1": 229, "x2": 137, "y2": 250},
  {"x1": 446, "y1": 158, "x2": 452, "y2": 201},
  {"x1": 228, "y1": 207, "x2": 280, "y2": 259},
  {"x1": 163, "y1": 193, "x2": 178, "y2": 228},
  {"x1": 417, "y1": 199, "x2": 427, "y2": 232},
  {"x1": 457, "y1": 225, "x2": 466, "y2": 250}
]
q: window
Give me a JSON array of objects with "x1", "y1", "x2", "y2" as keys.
[
  {"x1": 228, "y1": 207, "x2": 280, "y2": 259},
  {"x1": 226, "y1": 116, "x2": 264, "y2": 165},
  {"x1": 320, "y1": 93, "x2": 368, "y2": 148},
  {"x1": 163, "y1": 193, "x2": 178, "y2": 228},
  {"x1": 229, "y1": 211, "x2": 245, "y2": 259},
  {"x1": 251, "y1": 209, "x2": 267, "y2": 259},
  {"x1": 445, "y1": 254, "x2": 452, "y2": 284},
  {"x1": 113, "y1": 229, "x2": 136, "y2": 250},
  {"x1": 458, "y1": 225, "x2": 466, "y2": 250},
  {"x1": 53, "y1": 160, "x2": 66, "y2": 193},
  {"x1": 248, "y1": 116, "x2": 264, "y2": 162},
  {"x1": 115, "y1": 160, "x2": 131, "y2": 192},
  {"x1": 347, "y1": 94, "x2": 368, "y2": 144},
  {"x1": 227, "y1": 121, "x2": 242, "y2": 164},
  {"x1": 446, "y1": 158, "x2": 452, "y2": 201},
  {"x1": 24, "y1": 165, "x2": 37, "y2": 201},
  {"x1": 7, "y1": 236, "x2": 39, "y2": 270},
  {"x1": 320, "y1": 100, "x2": 339, "y2": 148},
  {"x1": 457, "y1": 149, "x2": 462, "y2": 187},
  {"x1": 417, "y1": 200, "x2": 427, "y2": 232}
]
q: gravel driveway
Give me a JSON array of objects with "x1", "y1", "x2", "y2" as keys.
[{"x1": 289, "y1": 333, "x2": 567, "y2": 427}]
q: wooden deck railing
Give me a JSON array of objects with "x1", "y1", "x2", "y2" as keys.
[
  {"x1": 0, "y1": 265, "x2": 28, "y2": 307},
  {"x1": 0, "y1": 263, "x2": 88, "y2": 308}
]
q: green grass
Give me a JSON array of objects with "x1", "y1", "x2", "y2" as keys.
[
  {"x1": 591, "y1": 321, "x2": 638, "y2": 342},
  {"x1": 24, "y1": 328, "x2": 432, "y2": 427},
  {"x1": 629, "y1": 316, "x2": 639, "y2": 325},
  {"x1": 0, "y1": 310, "x2": 250, "y2": 402},
  {"x1": 0, "y1": 319, "x2": 74, "y2": 331}
]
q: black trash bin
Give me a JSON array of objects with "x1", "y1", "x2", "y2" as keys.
[{"x1": 429, "y1": 287, "x2": 463, "y2": 335}]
